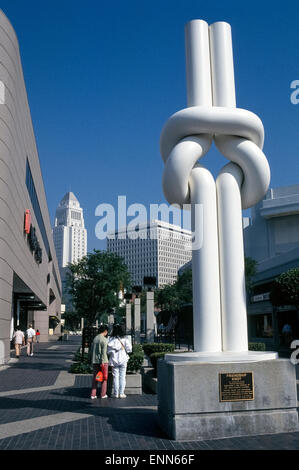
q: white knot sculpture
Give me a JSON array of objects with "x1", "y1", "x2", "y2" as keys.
[{"x1": 160, "y1": 20, "x2": 270, "y2": 355}]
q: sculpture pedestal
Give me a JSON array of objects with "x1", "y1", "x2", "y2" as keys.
[
  {"x1": 157, "y1": 357, "x2": 298, "y2": 441},
  {"x1": 164, "y1": 350, "x2": 278, "y2": 363}
]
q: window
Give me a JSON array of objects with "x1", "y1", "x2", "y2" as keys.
[
  {"x1": 71, "y1": 211, "x2": 81, "y2": 220},
  {"x1": 253, "y1": 314, "x2": 273, "y2": 338},
  {"x1": 26, "y1": 159, "x2": 52, "y2": 261},
  {"x1": 52, "y1": 265, "x2": 61, "y2": 297}
]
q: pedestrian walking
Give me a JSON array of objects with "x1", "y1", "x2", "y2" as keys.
[
  {"x1": 89, "y1": 324, "x2": 109, "y2": 400},
  {"x1": 107, "y1": 324, "x2": 132, "y2": 398},
  {"x1": 26, "y1": 324, "x2": 36, "y2": 356},
  {"x1": 282, "y1": 323, "x2": 292, "y2": 346},
  {"x1": 36, "y1": 329, "x2": 40, "y2": 343},
  {"x1": 13, "y1": 326, "x2": 25, "y2": 358}
]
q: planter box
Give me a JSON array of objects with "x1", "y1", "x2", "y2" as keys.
[{"x1": 107, "y1": 371, "x2": 142, "y2": 395}]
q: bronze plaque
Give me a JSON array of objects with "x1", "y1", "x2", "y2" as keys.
[{"x1": 219, "y1": 372, "x2": 254, "y2": 402}]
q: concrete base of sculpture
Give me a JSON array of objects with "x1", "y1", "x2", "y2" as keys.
[
  {"x1": 157, "y1": 358, "x2": 298, "y2": 441},
  {"x1": 164, "y1": 350, "x2": 278, "y2": 363}
]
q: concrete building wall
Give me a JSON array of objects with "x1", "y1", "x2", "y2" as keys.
[
  {"x1": 244, "y1": 185, "x2": 299, "y2": 263},
  {"x1": 244, "y1": 184, "x2": 299, "y2": 348},
  {"x1": 0, "y1": 11, "x2": 61, "y2": 363},
  {"x1": 247, "y1": 247, "x2": 299, "y2": 349}
]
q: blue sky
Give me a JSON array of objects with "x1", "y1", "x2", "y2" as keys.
[{"x1": 1, "y1": 0, "x2": 299, "y2": 251}]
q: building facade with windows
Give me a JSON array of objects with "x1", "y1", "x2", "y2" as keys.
[
  {"x1": 244, "y1": 184, "x2": 299, "y2": 349},
  {"x1": 0, "y1": 11, "x2": 62, "y2": 364},
  {"x1": 107, "y1": 220, "x2": 192, "y2": 288}
]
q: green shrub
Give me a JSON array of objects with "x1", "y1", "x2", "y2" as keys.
[
  {"x1": 149, "y1": 352, "x2": 166, "y2": 377},
  {"x1": 248, "y1": 342, "x2": 266, "y2": 351},
  {"x1": 127, "y1": 344, "x2": 145, "y2": 373},
  {"x1": 132, "y1": 343, "x2": 144, "y2": 354},
  {"x1": 69, "y1": 362, "x2": 93, "y2": 374},
  {"x1": 142, "y1": 343, "x2": 175, "y2": 358},
  {"x1": 73, "y1": 348, "x2": 90, "y2": 363}
]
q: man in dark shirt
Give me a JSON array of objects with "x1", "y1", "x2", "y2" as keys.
[{"x1": 90, "y1": 324, "x2": 109, "y2": 399}]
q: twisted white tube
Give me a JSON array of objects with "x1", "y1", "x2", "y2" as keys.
[
  {"x1": 189, "y1": 164, "x2": 222, "y2": 352},
  {"x1": 160, "y1": 20, "x2": 271, "y2": 353},
  {"x1": 160, "y1": 106, "x2": 269, "y2": 209}
]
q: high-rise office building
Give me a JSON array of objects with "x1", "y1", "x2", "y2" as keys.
[
  {"x1": 53, "y1": 192, "x2": 87, "y2": 284},
  {"x1": 107, "y1": 220, "x2": 192, "y2": 287}
]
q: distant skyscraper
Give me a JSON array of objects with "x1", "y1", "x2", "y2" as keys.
[{"x1": 53, "y1": 192, "x2": 87, "y2": 287}]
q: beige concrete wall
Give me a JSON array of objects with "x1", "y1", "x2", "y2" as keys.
[
  {"x1": 0, "y1": 11, "x2": 61, "y2": 362},
  {"x1": 34, "y1": 310, "x2": 50, "y2": 343},
  {"x1": 0, "y1": 259, "x2": 13, "y2": 364}
]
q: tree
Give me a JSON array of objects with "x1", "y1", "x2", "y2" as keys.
[
  {"x1": 155, "y1": 257, "x2": 256, "y2": 312},
  {"x1": 114, "y1": 304, "x2": 127, "y2": 325},
  {"x1": 66, "y1": 250, "x2": 131, "y2": 326},
  {"x1": 155, "y1": 283, "x2": 180, "y2": 312},
  {"x1": 155, "y1": 268, "x2": 192, "y2": 313},
  {"x1": 176, "y1": 268, "x2": 192, "y2": 305},
  {"x1": 270, "y1": 268, "x2": 299, "y2": 309},
  {"x1": 61, "y1": 310, "x2": 81, "y2": 331}
]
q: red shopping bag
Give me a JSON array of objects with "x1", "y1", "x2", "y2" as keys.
[{"x1": 95, "y1": 371, "x2": 103, "y2": 382}]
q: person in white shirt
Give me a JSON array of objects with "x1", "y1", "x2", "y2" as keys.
[
  {"x1": 107, "y1": 324, "x2": 132, "y2": 398},
  {"x1": 26, "y1": 324, "x2": 36, "y2": 356},
  {"x1": 13, "y1": 326, "x2": 25, "y2": 358}
]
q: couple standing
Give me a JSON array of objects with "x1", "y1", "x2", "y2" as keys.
[{"x1": 90, "y1": 323, "x2": 132, "y2": 399}]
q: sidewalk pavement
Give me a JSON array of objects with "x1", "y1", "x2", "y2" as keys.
[{"x1": 0, "y1": 337, "x2": 298, "y2": 450}]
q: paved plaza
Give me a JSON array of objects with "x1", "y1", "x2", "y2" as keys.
[{"x1": 0, "y1": 337, "x2": 298, "y2": 451}]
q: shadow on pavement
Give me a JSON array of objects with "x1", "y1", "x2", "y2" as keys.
[{"x1": 0, "y1": 391, "x2": 166, "y2": 440}]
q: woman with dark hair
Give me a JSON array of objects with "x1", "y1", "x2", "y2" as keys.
[
  {"x1": 89, "y1": 324, "x2": 109, "y2": 399},
  {"x1": 107, "y1": 324, "x2": 132, "y2": 398}
]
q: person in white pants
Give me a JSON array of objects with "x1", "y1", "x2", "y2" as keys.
[
  {"x1": 26, "y1": 324, "x2": 36, "y2": 356},
  {"x1": 13, "y1": 326, "x2": 25, "y2": 358},
  {"x1": 107, "y1": 324, "x2": 132, "y2": 398}
]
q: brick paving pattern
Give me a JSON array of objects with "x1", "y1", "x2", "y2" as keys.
[
  {"x1": 0, "y1": 343, "x2": 74, "y2": 392},
  {"x1": 0, "y1": 337, "x2": 298, "y2": 450}
]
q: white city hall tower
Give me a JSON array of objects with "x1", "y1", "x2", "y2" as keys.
[{"x1": 53, "y1": 192, "x2": 87, "y2": 283}]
